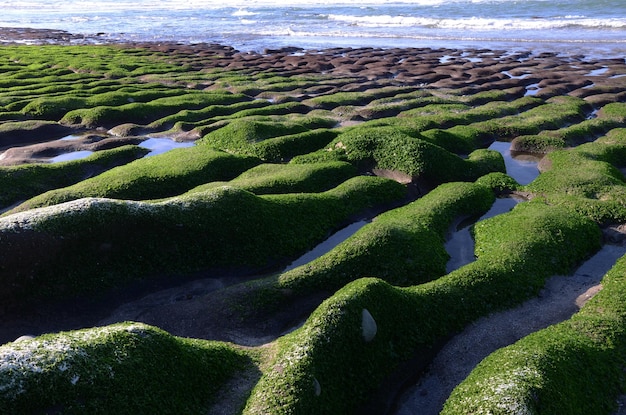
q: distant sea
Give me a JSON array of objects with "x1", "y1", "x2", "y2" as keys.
[{"x1": 1, "y1": 0, "x2": 625, "y2": 57}]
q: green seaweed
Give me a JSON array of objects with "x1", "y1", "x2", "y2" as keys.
[
  {"x1": 442, "y1": 252, "x2": 626, "y2": 415},
  {"x1": 0, "y1": 176, "x2": 406, "y2": 306},
  {"x1": 60, "y1": 92, "x2": 248, "y2": 128},
  {"x1": 199, "y1": 117, "x2": 337, "y2": 156},
  {"x1": 5, "y1": 146, "x2": 261, "y2": 214},
  {"x1": 291, "y1": 125, "x2": 505, "y2": 184},
  {"x1": 0, "y1": 145, "x2": 149, "y2": 210},
  {"x1": 244, "y1": 202, "x2": 601, "y2": 414},
  {"x1": 0, "y1": 322, "x2": 253, "y2": 415},
  {"x1": 525, "y1": 128, "x2": 626, "y2": 224},
  {"x1": 187, "y1": 161, "x2": 357, "y2": 195}
]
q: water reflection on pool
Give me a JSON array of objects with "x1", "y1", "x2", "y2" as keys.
[
  {"x1": 445, "y1": 196, "x2": 524, "y2": 273},
  {"x1": 283, "y1": 220, "x2": 370, "y2": 272},
  {"x1": 50, "y1": 150, "x2": 94, "y2": 163},
  {"x1": 139, "y1": 137, "x2": 195, "y2": 156},
  {"x1": 488, "y1": 140, "x2": 541, "y2": 185}
]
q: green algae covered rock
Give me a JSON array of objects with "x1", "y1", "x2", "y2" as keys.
[
  {"x1": 188, "y1": 161, "x2": 357, "y2": 195},
  {"x1": 0, "y1": 176, "x2": 406, "y2": 308},
  {"x1": 244, "y1": 201, "x2": 601, "y2": 414},
  {"x1": 277, "y1": 181, "x2": 495, "y2": 292},
  {"x1": 475, "y1": 172, "x2": 522, "y2": 193},
  {"x1": 525, "y1": 128, "x2": 626, "y2": 224},
  {"x1": 0, "y1": 322, "x2": 250, "y2": 415},
  {"x1": 199, "y1": 117, "x2": 337, "y2": 157},
  {"x1": 60, "y1": 92, "x2": 249, "y2": 128},
  {"x1": 250, "y1": 128, "x2": 340, "y2": 162},
  {"x1": 0, "y1": 145, "x2": 149, "y2": 211},
  {"x1": 5, "y1": 146, "x2": 262, "y2": 215},
  {"x1": 442, "y1": 253, "x2": 626, "y2": 415},
  {"x1": 291, "y1": 126, "x2": 505, "y2": 184}
]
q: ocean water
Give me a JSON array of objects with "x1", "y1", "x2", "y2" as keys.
[{"x1": 1, "y1": 0, "x2": 625, "y2": 57}]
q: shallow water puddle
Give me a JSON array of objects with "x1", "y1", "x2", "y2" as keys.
[
  {"x1": 587, "y1": 108, "x2": 600, "y2": 119},
  {"x1": 501, "y1": 70, "x2": 531, "y2": 79},
  {"x1": 445, "y1": 196, "x2": 524, "y2": 273},
  {"x1": 488, "y1": 140, "x2": 541, "y2": 185},
  {"x1": 59, "y1": 134, "x2": 82, "y2": 141},
  {"x1": 50, "y1": 150, "x2": 94, "y2": 163},
  {"x1": 283, "y1": 220, "x2": 370, "y2": 272},
  {"x1": 139, "y1": 137, "x2": 195, "y2": 156},
  {"x1": 392, "y1": 242, "x2": 626, "y2": 415},
  {"x1": 586, "y1": 66, "x2": 609, "y2": 76},
  {"x1": 524, "y1": 82, "x2": 542, "y2": 96}
]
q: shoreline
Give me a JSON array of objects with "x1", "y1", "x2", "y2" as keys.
[{"x1": 1, "y1": 26, "x2": 625, "y2": 61}]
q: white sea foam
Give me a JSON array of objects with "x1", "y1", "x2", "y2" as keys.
[
  {"x1": 0, "y1": 0, "x2": 624, "y2": 58},
  {"x1": 232, "y1": 8, "x2": 259, "y2": 17},
  {"x1": 328, "y1": 14, "x2": 626, "y2": 31}
]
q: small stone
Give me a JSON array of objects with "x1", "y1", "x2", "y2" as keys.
[
  {"x1": 361, "y1": 308, "x2": 377, "y2": 342},
  {"x1": 313, "y1": 377, "x2": 321, "y2": 396}
]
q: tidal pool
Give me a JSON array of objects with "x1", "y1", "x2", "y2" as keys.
[
  {"x1": 445, "y1": 196, "x2": 524, "y2": 273},
  {"x1": 139, "y1": 137, "x2": 195, "y2": 156},
  {"x1": 586, "y1": 67, "x2": 609, "y2": 76},
  {"x1": 524, "y1": 82, "x2": 542, "y2": 96},
  {"x1": 392, "y1": 241, "x2": 626, "y2": 415},
  {"x1": 488, "y1": 140, "x2": 540, "y2": 185},
  {"x1": 283, "y1": 220, "x2": 370, "y2": 271},
  {"x1": 50, "y1": 150, "x2": 94, "y2": 163}
]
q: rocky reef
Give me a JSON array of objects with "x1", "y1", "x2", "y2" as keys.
[{"x1": 0, "y1": 41, "x2": 625, "y2": 414}]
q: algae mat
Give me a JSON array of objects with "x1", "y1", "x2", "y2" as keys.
[{"x1": 0, "y1": 42, "x2": 625, "y2": 414}]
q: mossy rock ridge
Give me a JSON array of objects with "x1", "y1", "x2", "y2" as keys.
[
  {"x1": 199, "y1": 117, "x2": 337, "y2": 157},
  {"x1": 0, "y1": 176, "x2": 406, "y2": 310},
  {"x1": 0, "y1": 145, "x2": 149, "y2": 210},
  {"x1": 0, "y1": 322, "x2": 252, "y2": 414},
  {"x1": 244, "y1": 202, "x2": 601, "y2": 414},
  {"x1": 291, "y1": 126, "x2": 505, "y2": 186},
  {"x1": 442, "y1": 252, "x2": 626, "y2": 415},
  {"x1": 277, "y1": 181, "x2": 496, "y2": 293},
  {"x1": 187, "y1": 161, "x2": 357, "y2": 196},
  {"x1": 525, "y1": 128, "x2": 626, "y2": 224},
  {"x1": 4, "y1": 146, "x2": 262, "y2": 215}
]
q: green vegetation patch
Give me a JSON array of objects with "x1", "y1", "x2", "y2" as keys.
[
  {"x1": 20, "y1": 87, "x2": 186, "y2": 120},
  {"x1": 60, "y1": 92, "x2": 248, "y2": 128},
  {"x1": 0, "y1": 176, "x2": 405, "y2": 306},
  {"x1": 147, "y1": 100, "x2": 271, "y2": 130},
  {"x1": 188, "y1": 161, "x2": 357, "y2": 195},
  {"x1": 0, "y1": 322, "x2": 251, "y2": 415},
  {"x1": 511, "y1": 134, "x2": 566, "y2": 154},
  {"x1": 244, "y1": 201, "x2": 601, "y2": 414},
  {"x1": 0, "y1": 145, "x2": 149, "y2": 210},
  {"x1": 249, "y1": 129, "x2": 340, "y2": 162},
  {"x1": 199, "y1": 117, "x2": 337, "y2": 156},
  {"x1": 408, "y1": 96, "x2": 587, "y2": 150},
  {"x1": 442, "y1": 252, "x2": 626, "y2": 415},
  {"x1": 291, "y1": 126, "x2": 505, "y2": 184},
  {"x1": 5, "y1": 146, "x2": 261, "y2": 214},
  {"x1": 304, "y1": 86, "x2": 419, "y2": 110},
  {"x1": 475, "y1": 172, "x2": 522, "y2": 194},
  {"x1": 278, "y1": 181, "x2": 495, "y2": 292},
  {"x1": 525, "y1": 128, "x2": 626, "y2": 224}
]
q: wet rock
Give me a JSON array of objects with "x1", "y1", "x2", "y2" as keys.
[{"x1": 362, "y1": 308, "x2": 377, "y2": 342}]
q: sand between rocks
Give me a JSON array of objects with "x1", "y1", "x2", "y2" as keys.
[{"x1": 392, "y1": 243, "x2": 626, "y2": 415}]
